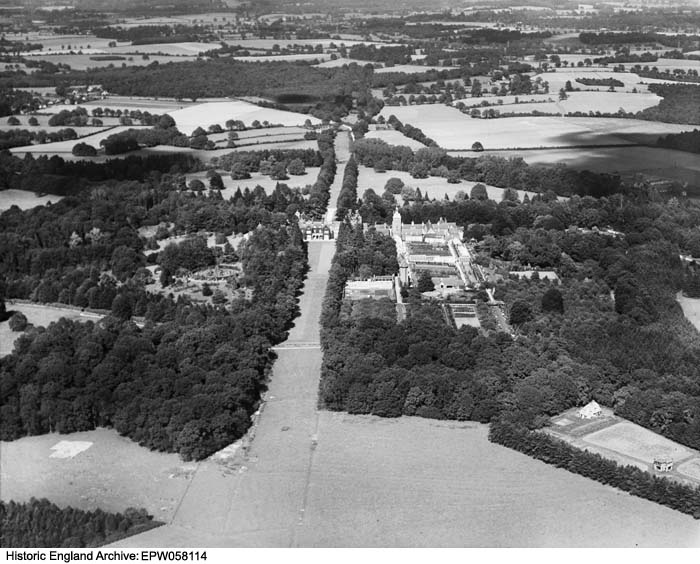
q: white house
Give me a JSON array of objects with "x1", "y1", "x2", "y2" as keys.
[{"x1": 578, "y1": 400, "x2": 603, "y2": 419}]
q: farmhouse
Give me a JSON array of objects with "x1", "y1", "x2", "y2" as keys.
[{"x1": 578, "y1": 400, "x2": 603, "y2": 419}]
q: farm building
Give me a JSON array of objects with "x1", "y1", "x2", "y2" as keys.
[
  {"x1": 578, "y1": 401, "x2": 603, "y2": 419},
  {"x1": 653, "y1": 455, "x2": 674, "y2": 473},
  {"x1": 344, "y1": 278, "x2": 396, "y2": 301}
]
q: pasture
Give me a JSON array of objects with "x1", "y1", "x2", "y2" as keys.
[
  {"x1": 9, "y1": 125, "x2": 147, "y2": 155},
  {"x1": 108, "y1": 42, "x2": 216, "y2": 56},
  {"x1": 20, "y1": 53, "x2": 199, "y2": 71},
  {"x1": 167, "y1": 100, "x2": 320, "y2": 136},
  {"x1": 0, "y1": 189, "x2": 64, "y2": 212},
  {"x1": 0, "y1": 428, "x2": 193, "y2": 522},
  {"x1": 379, "y1": 105, "x2": 628, "y2": 150},
  {"x1": 381, "y1": 105, "x2": 694, "y2": 150},
  {"x1": 0, "y1": 302, "x2": 92, "y2": 357},
  {"x1": 357, "y1": 166, "x2": 560, "y2": 203},
  {"x1": 584, "y1": 422, "x2": 694, "y2": 465},
  {"x1": 185, "y1": 167, "x2": 320, "y2": 197},
  {"x1": 364, "y1": 128, "x2": 426, "y2": 150}
]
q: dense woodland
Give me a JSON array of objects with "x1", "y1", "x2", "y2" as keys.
[
  {"x1": 0, "y1": 140, "x2": 329, "y2": 458},
  {"x1": 656, "y1": 129, "x2": 700, "y2": 154},
  {"x1": 1, "y1": 499, "x2": 160, "y2": 547}
]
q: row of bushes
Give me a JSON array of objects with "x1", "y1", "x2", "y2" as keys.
[{"x1": 489, "y1": 421, "x2": 700, "y2": 519}]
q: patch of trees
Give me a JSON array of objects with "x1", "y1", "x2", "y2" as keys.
[
  {"x1": 48, "y1": 108, "x2": 89, "y2": 127},
  {"x1": 656, "y1": 129, "x2": 700, "y2": 154},
  {"x1": 385, "y1": 114, "x2": 438, "y2": 148},
  {"x1": 158, "y1": 236, "x2": 215, "y2": 276},
  {"x1": 1, "y1": 498, "x2": 161, "y2": 547},
  {"x1": 579, "y1": 32, "x2": 694, "y2": 47},
  {"x1": 0, "y1": 127, "x2": 79, "y2": 150},
  {"x1": 0, "y1": 89, "x2": 44, "y2": 116},
  {"x1": 0, "y1": 151, "x2": 201, "y2": 196},
  {"x1": 72, "y1": 142, "x2": 97, "y2": 157},
  {"x1": 489, "y1": 422, "x2": 700, "y2": 519},
  {"x1": 93, "y1": 24, "x2": 207, "y2": 44},
  {"x1": 575, "y1": 77, "x2": 624, "y2": 88},
  {"x1": 638, "y1": 84, "x2": 700, "y2": 125},
  {"x1": 347, "y1": 44, "x2": 413, "y2": 65}
]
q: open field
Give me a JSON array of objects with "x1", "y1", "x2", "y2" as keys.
[
  {"x1": 109, "y1": 242, "x2": 700, "y2": 548},
  {"x1": 0, "y1": 428, "x2": 193, "y2": 523},
  {"x1": 378, "y1": 105, "x2": 689, "y2": 150},
  {"x1": 679, "y1": 294, "x2": 700, "y2": 332},
  {"x1": 9, "y1": 125, "x2": 147, "y2": 155},
  {"x1": 356, "y1": 166, "x2": 549, "y2": 203},
  {"x1": 364, "y1": 128, "x2": 426, "y2": 150},
  {"x1": 465, "y1": 145, "x2": 700, "y2": 186},
  {"x1": 382, "y1": 104, "x2": 694, "y2": 151},
  {"x1": 585, "y1": 422, "x2": 694, "y2": 465},
  {"x1": 108, "y1": 42, "x2": 216, "y2": 56},
  {"x1": 0, "y1": 302, "x2": 94, "y2": 357},
  {"x1": 533, "y1": 69, "x2": 697, "y2": 93},
  {"x1": 0, "y1": 189, "x2": 64, "y2": 211},
  {"x1": 20, "y1": 53, "x2": 199, "y2": 71},
  {"x1": 167, "y1": 101, "x2": 320, "y2": 135}
]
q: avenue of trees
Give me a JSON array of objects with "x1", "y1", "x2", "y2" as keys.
[{"x1": 1, "y1": 499, "x2": 160, "y2": 547}]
